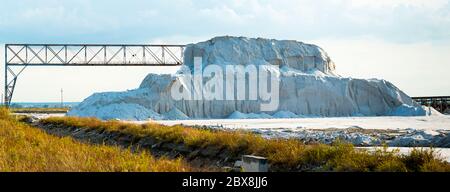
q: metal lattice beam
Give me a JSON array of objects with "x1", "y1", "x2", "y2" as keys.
[
  {"x1": 4, "y1": 44, "x2": 185, "y2": 106},
  {"x1": 412, "y1": 96, "x2": 449, "y2": 113}
]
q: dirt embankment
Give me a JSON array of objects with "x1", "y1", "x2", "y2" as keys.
[
  {"x1": 22, "y1": 116, "x2": 450, "y2": 172},
  {"x1": 28, "y1": 120, "x2": 257, "y2": 171}
]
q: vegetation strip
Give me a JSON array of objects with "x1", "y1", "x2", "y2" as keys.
[
  {"x1": 38, "y1": 116, "x2": 450, "y2": 172},
  {"x1": 11, "y1": 107, "x2": 69, "y2": 114},
  {"x1": 0, "y1": 108, "x2": 191, "y2": 172}
]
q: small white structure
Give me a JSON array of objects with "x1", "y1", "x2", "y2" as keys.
[{"x1": 241, "y1": 155, "x2": 269, "y2": 172}]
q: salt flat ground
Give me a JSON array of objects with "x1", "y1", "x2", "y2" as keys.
[
  {"x1": 360, "y1": 147, "x2": 450, "y2": 162},
  {"x1": 21, "y1": 112, "x2": 450, "y2": 131},
  {"x1": 151, "y1": 116, "x2": 450, "y2": 162},
  {"x1": 151, "y1": 115, "x2": 450, "y2": 131},
  {"x1": 22, "y1": 113, "x2": 450, "y2": 132}
]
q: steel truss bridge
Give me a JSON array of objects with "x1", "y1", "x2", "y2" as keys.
[
  {"x1": 4, "y1": 44, "x2": 185, "y2": 106},
  {"x1": 412, "y1": 96, "x2": 449, "y2": 114}
]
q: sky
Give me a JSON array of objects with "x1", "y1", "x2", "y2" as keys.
[{"x1": 0, "y1": 0, "x2": 449, "y2": 102}]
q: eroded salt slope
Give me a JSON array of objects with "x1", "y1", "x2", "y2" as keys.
[{"x1": 68, "y1": 36, "x2": 425, "y2": 120}]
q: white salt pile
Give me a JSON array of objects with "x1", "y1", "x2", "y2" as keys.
[{"x1": 68, "y1": 36, "x2": 425, "y2": 120}]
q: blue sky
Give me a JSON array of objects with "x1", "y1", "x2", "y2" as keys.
[
  {"x1": 1, "y1": 0, "x2": 449, "y2": 43},
  {"x1": 1, "y1": 0, "x2": 449, "y2": 102}
]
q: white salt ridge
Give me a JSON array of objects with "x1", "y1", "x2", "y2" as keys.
[
  {"x1": 68, "y1": 36, "x2": 426, "y2": 120},
  {"x1": 388, "y1": 104, "x2": 429, "y2": 116},
  {"x1": 183, "y1": 36, "x2": 337, "y2": 76},
  {"x1": 162, "y1": 108, "x2": 190, "y2": 120},
  {"x1": 227, "y1": 110, "x2": 324, "y2": 119},
  {"x1": 253, "y1": 128, "x2": 381, "y2": 146},
  {"x1": 227, "y1": 111, "x2": 272, "y2": 119},
  {"x1": 272, "y1": 111, "x2": 300, "y2": 118},
  {"x1": 67, "y1": 102, "x2": 163, "y2": 121},
  {"x1": 252, "y1": 127, "x2": 449, "y2": 147},
  {"x1": 423, "y1": 106, "x2": 445, "y2": 116}
]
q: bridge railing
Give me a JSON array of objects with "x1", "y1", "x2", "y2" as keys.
[
  {"x1": 5, "y1": 44, "x2": 185, "y2": 66},
  {"x1": 412, "y1": 96, "x2": 449, "y2": 113},
  {"x1": 4, "y1": 44, "x2": 185, "y2": 106}
]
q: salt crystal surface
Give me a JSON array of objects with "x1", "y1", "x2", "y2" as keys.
[{"x1": 68, "y1": 36, "x2": 426, "y2": 120}]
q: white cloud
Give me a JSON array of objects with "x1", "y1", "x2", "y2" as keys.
[
  {"x1": 2, "y1": 0, "x2": 449, "y2": 42},
  {"x1": 199, "y1": 5, "x2": 250, "y2": 24},
  {"x1": 312, "y1": 38, "x2": 450, "y2": 96},
  {"x1": 147, "y1": 35, "x2": 212, "y2": 45},
  {"x1": 347, "y1": 0, "x2": 448, "y2": 9},
  {"x1": 1, "y1": 0, "x2": 449, "y2": 101}
]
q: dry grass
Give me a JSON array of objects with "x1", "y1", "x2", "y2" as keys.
[
  {"x1": 41, "y1": 116, "x2": 450, "y2": 172},
  {"x1": 0, "y1": 108, "x2": 191, "y2": 172},
  {"x1": 11, "y1": 107, "x2": 69, "y2": 113}
]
